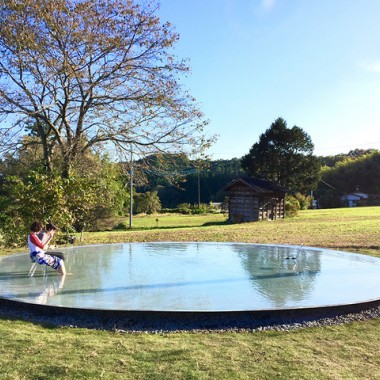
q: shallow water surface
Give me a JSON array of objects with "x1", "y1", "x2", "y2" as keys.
[{"x1": 1, "y1": 242, "x2": 380, "y2": 311}]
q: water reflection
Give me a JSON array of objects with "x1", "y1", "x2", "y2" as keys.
[
  {"x1": 234, "y1": 245, "x2": 321, "y2": 308},
  {"x1": 0, "y1": 253, "x2": 68, "y2": 305},
  {"x1": 28, "y1": 275, "x2": 66, "y2": 305}
]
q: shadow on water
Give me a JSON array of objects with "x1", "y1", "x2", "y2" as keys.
[
  {"x1": 0, "y1": 272, "x2": 36, "y2": 279},
  {"x1": 12, "y1": 270, "x2": 319, "y2": 299}
]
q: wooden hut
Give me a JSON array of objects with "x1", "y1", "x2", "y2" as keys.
[{"x1": 223, "y1": 177, "x2": 287, "y2": 223}]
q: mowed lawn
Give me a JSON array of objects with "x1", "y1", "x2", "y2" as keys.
[{"x1": 1, "y1": 207, "x2": 380, "y2": 379}]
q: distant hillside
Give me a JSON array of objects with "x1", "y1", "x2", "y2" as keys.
[
  {"x1": 316, "y1": 149, "x2": 380, "y2": 208},
  {"x1": 135, "y1": 156, "x2": 245, "y2": 208},
  {"x1": 133, "y1": 149, "x2": 380, "y2": 209}
]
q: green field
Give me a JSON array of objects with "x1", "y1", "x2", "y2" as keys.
[
  {"x1": 77, "y1": 206, "x2": 380, "y2": 255},
  {"x1": 1, "y1": 207, "x2": 380, "y2": 379}
]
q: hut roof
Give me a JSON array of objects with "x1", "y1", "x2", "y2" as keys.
[{"x1": 223, "y1": 177, "x2": 287, "y2": 194}]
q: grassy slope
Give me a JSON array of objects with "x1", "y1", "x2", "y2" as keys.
[{"x1": 1, "y1": 207, "x2": 380, "y2": 379}]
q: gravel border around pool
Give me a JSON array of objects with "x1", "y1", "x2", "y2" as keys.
[{"x1": 1, "y1": 297, "x2": 380, "y2": 333}]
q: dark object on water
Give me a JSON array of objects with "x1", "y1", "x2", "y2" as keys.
[{"x1": 46, "y1": 251, "x2": 65, "y2": 261}]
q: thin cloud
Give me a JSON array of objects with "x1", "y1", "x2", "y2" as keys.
[
  {"x1": 360, "y1": 61, "x2": 380, "y2": 73},
  {"x1": 261, "y1": 0, "x2": 277, "y2": 12}
]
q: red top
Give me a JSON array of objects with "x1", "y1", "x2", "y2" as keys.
[{"x1": 28, "y1": 232, "x2": 44, "y2": 252}]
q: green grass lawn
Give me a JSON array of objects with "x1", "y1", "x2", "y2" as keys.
[
  {"x1": 103, "y1": 212, "x2": 228, "y2": 230},
  {"x1": 74, "y1": 206, "x2": 380, "y2": 253},
  {"x1": 1, "y1": 207, "x2": 380, "y2": 379}
]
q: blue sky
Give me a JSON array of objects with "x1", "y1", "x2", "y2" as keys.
[{"x1": 158, "y1": 0, "x2": 380, "y2": 159}]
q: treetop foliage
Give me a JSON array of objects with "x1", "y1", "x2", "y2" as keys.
[
  {"x1": 320, "y1": 149, "x2": 378, "y2": 168},
  {"x1": 241, "y1": 117, "x2": 321, "y2": 193}
]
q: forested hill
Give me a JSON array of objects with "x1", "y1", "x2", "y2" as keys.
[
  {"x1": 135, "y1": 149, "x2": 380, "y2": 208},
  {"x1": 135, "y1": 157, "x2": 245, "y2": 208},
  {"x1": 317, "y1": 149, "x2": 380, "y2": 207}
]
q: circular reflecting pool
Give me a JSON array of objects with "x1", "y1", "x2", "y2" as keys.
[{"x1": 1, "y1": 242, "x2": 380, "y2": 312}]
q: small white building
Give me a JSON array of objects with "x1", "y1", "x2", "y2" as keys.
[{"x1": 340, "y1": 192, "x2": 368, "y2": 207}]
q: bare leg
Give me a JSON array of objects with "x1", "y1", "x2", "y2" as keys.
[
  {"x1": 58, "y1": 260, "x2": 66, "y2": 275},
  {"x1": 58, "y1": 274, "x2": 66, "y2": 289}
]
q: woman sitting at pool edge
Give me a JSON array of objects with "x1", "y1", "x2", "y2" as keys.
[{"x1": 28, "y1": 220, "x2": 66, "y2": 276}]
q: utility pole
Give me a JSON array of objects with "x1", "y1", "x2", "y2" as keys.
[
  {"x1": 197, "y1": 166, "x2": 201, "y2": 208},
  {"x1": 129, "y1": 145, "x2": 133, "y2": 229}
]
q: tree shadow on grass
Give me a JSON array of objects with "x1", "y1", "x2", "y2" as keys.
[
  {"x1": 202, "y1": 220, "x2": 231, "y2": 227},
  {"x1": 109, "y1": 219, "x2": 230, "y2": 231}
]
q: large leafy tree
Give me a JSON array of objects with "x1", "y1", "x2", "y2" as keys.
[
  {"x1": 241, "y1": 118, "x2": 321, "y2": 193},
  {"x1": 0, "y1": 0, "x2": 210, "y2": 178},
  {"x1": 0, "y1": 153, "x2": 128, "y2": 245}
]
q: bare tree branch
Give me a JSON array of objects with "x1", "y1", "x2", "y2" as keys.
[{"x1": 0, "y1": 0, "x2": 213, "y2": 176}]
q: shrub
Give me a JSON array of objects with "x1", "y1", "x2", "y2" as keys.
[
  {"x1": 191, "y1": 203, "x2": 209, "y2": 214},
  {"x1": 285, "y1": 195, "x2": 300, "y2": 217},
  {"x1": 294, "y1": 193, "x2": 313, "y2": 210},
  {"x1": 177, "y1": 203, "x2": 192, "y2": 214},
  {"x1": 113, "y1": 222, "x2": 129, "y2": 230},
  {"x1": 173, "y1": 203, "x2": 217, "y2": 215},
  {"x1": 134, "y1": 191, "x2": 162, "y2": 214}
]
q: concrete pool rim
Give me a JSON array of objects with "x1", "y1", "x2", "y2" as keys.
[{"x1": 2, "y1": 295, "x2": 380, "y2": 331}]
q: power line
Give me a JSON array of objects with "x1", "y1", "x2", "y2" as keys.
[
  {"x1": 319, "y1": 179, "x2": 335, "y2": 189},
  {"x1": 315, "y1": 141, "x2": 380, "y2": 152}
]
